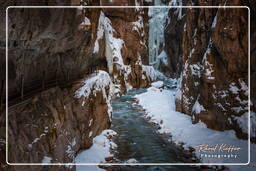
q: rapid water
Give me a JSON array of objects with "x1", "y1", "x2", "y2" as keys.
[{"x1": 110, "y1": 88, "x2": 201, "y2": 170}]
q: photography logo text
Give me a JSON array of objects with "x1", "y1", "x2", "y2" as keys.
[{"x1": 194, "y1": 144, "x2": 241, "y2": 159}]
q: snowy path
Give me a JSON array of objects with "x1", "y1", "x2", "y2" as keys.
[{"x1": 135, "y1": 81, "x2": 256, "y2": 171}]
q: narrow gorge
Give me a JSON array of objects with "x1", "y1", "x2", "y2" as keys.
[{"x1": 0, "y1": 0, "x2": 255, "y2": 171}]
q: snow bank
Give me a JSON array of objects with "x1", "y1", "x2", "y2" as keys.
[
  {"x1": 135, "y1": 83, "x2": 254, "y2": 165},
  {"x1": 75, "y1": 129, "x2": 117, "y2": 171},
  {"x1": 151, "y1": 81, "x2": 163, "y2": 88}
]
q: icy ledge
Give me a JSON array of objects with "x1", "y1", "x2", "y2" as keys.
[{"x1": 135, "y1": 81, "x2": 256, "y2": 170}]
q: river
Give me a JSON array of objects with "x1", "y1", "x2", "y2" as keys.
[{"x1": 110, "y1": 88, "x2": 201, "y2": 170}]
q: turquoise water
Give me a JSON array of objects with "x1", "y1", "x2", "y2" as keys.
[{"x1": 110, "y1": 88, "x2": 201, "y2": 170}]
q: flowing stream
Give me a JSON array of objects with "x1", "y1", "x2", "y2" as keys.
[{"x1": 110, "y1": 87, "x2": 200, "y2": 170}]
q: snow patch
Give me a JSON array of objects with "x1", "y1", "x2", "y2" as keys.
[
  {"x1": 192, "y1": 98, "x2": 205, "y2": 114},
  {"x1": 89, "y1": 119, "x2": 93, "y2": 127},
  {"x1": 229, "y1": 82, "x2": 239, "y2": 94},
  {"x1": 81, "y1": 17, "x2": 91, "y2": 26},
  {"x1": 93, "y1": 13, "x2": 104, "y2": 53},
  {"x1": 211, "y1": 15, "x2": 217, "y2": 28},
  {"x1": 66, "y1": 138, "x2": 76, "y2": 160},
  {"x1": 135, "y1": 85, "x2": 253, "y2": 163},
  {"x1": 190, "y1": 63, "x2": 202, "y2": 78},
  {"x1": 75, "y1": 129, "x2": 117, "y2": 170},
  {"x1": 203, "y1": 40, "x2": 215, "y2": 80},
  {"x1": 42, "y1": 156, "x2": 52, "y2": 163},
  {"x1": 126, "y1": 158, "x2": 138, "y2": 163},
  {"x1": 151, "y1": 81, "x2": 164, "y2": 88}
]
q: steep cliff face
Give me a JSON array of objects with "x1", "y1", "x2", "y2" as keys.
[
  {"x1": 164, "y1": 0, "x2": 255, "y2": 141},
  {"x1": 94, "y1": 0, "x2": 156, "y2": 95},
  {"x1": 164, "y1": 0, "x2": 188, "y2": 78},
  {"x1": 9, "y1": 72, "x2": 112, "y2": 163},
  {"x1": 0, "y1": 0, "x2": 155, "y2": 168}
]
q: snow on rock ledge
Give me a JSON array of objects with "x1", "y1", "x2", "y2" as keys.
[
  {"x1": 74, "y1": 70, "x2": 114, "y2": 119},
  {"x1": 75, "y1": 70, "x2": 113, "y2": 99}
]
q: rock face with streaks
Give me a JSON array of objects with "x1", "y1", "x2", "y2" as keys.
[
  {"x1": 95, "y1": 0, "x2": 154, "y2": 94},
  {"x1": 8, "y1": 80, "x2": 111, "y2": 164},
  {"x1": 0, "y1": 0, "x2": 154, "y2": 169},
  {"x1": 164, "y1": 0, "x2": 255, "y2": 141}
]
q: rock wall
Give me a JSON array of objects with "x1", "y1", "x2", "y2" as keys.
[
  {"x1": 164, "y1": 0, "x2": 188, "y2": 77},
  {"x1": 95, "y1": 0, "x2": 154, "y2": 95},
  {"x1": 0, "y1": 0, "x2": 155, "y2": 169},
  {"x1": 8, "y1": 79, "x2": 111, "y2": 165},
  {"x1": 164, "y1": 0, "x2": 255, "y2": 141}
]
